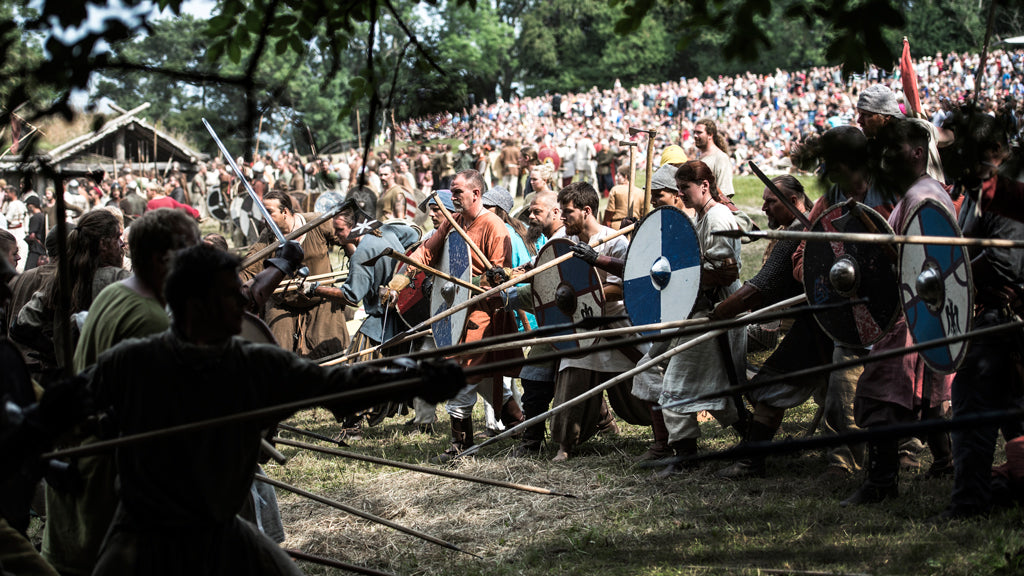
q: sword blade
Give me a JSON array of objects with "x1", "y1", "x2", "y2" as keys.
[
  {"x1": 202, "y1": 118, "x2": 287, "y2": 246},
  {"x1": 748, "y1": 161, "x2": 813, "y2": 230}
]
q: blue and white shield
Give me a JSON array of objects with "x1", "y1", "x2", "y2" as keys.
[
  {"x1": 623, "y1": 207, "x2": 701, "y2": 331},
  {"x1": 899, "y1": 198, "x2": 973, "y2": 373},
  {"x1": 430, "y1": 233, "x2": 472, "y2": 348},
  {"x1": 532, "y1": 238, "x2": 605, "y2": 355},
  {"x1": 230, "y1": 193, "x2": 265, "y2": 245}
]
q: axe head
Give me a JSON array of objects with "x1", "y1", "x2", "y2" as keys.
[
  {"x1": 618, "y1": 140, "x2": 638, "y2": 147},
  {"x1": 628, "y1": 127, "x2": 656, "y2": 137}
]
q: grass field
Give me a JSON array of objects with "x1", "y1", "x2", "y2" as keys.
[{"x1": 260, "y1": 175, "x2": 1024, "y2": 576}]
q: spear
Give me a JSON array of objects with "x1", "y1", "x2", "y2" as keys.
[
  {"x1": 455, "y1": 294, "x2": 808, "y2": 459},
  {"x1": 258, "y1": 475, "x2": 479, "y2": 558},
  {"x1": 285, "y1": 549, "x2": 397, "y2": 576},
  {"x1": 43, "y1": 299, "x2": 846, "y2": 460},
  {"x1": 274, "y1": 437, "x2": 576, "y2": 497},
  {"x1": 715, "y1": 228, "x2": 1024, "y2": 249},
  {"x1": 373, "y1": 221, "x2": 638, "y2": 352},
  {"x1": 661, "y1": 320, "x2": 1024, "y2": 410}
]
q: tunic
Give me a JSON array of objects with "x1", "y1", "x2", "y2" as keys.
[
  {"x1": 855, "y1": 176, "x2": 955, "y2": 421},
  {"x1": 84, "y1": 331, "x2": 378, "y2": 576},
  {"x1": 406, "y1": 208, "x2": 516, "y2": 375},
  {"x1": 241, "y1": 212, "x2": 350, "y2": 359},
  {"x1": 697, "y1": 148, "x2": 735, "y2": 197},
  {"x1": 604, "y1": 184, "x2": 643, "y2": 229},
  {"x1": 345, "y1": 223, "x2": 419, "y2": 343},
  {"x1": 657, "y1": 204, "x2": 745, "y2": 414},
  {"x1": 42, "y1": 283, "x2": 168, "y2": 576}
]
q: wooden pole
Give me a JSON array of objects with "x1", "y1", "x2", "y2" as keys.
[
  {"x1": 426, "y1": 189, "x2": 494, "y2": 270},
  {"x1": 257, "y1": 475, "x2": 478, "y2": 557},
  {"x1": 274, "y1": 437, "x2": 575, "y2": 497},
  {"x1": 382, "y1": 248, "x2": 484, "y2": 294},
  {"x1": 374, "y1": 221, "x2": 638, "y2": 351},
  {"x1": 718, "y1": 228, "x2": 1024, "y2": 249},
  {"x1": 457, "y1": 294, "x2": 806, "y2": 459},
  {"x1": 239, "y1": 203, "x2": 348, "y2": 268}
]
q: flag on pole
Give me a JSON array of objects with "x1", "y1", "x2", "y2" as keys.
[{"x1": 900, "y1": 37, "x2": 922, "y2": 117}]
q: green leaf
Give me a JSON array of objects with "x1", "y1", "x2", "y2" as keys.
[{"x1": 228, "y1": 39, "x2": 242, "y2": 63}]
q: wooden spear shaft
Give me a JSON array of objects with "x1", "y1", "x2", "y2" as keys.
[
  {"x1": 257, "y1": 475, "x2": 478, "y2": 557},
  {"x1": 274, "y1": 437, "x2": 575, "y2": 497},
  {"x1": 716, "y1": 228, "x2": 1024, "y2": 249},
  {"x1": 239, "y1": 204, "x2": 347, "y2": 268},
  {"x1": 456, "y1": 294, "x2": 806, "y2": 459},
  {"x1": 449, "y1": 316, "x2": 711, "y2": 357},
  {"x1": 285, "y1": 549, "x2": 397, "y2": 576},
  {"x1": 376, "y1": 221, "x2": 638, "y2": 350},
  {"x1": 273, "y1": 272, "x2": 349, "y2": 294},
  {"x1": 427, "y1": 189, "x2": 494, "y2": 269},
  {"x1": 383, "y1": 248, "x2": 484, "y2": 294}
]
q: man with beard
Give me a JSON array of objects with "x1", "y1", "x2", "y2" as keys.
[
  {"x1": 385, "y1": 170, "x2": 523, "y2": 463},
  {"x1": 693, "y1": 119, "x2": 735, "y2": 198},
  {"x1": 241, "y1": 190, "x2": 350, "y2": 359}
]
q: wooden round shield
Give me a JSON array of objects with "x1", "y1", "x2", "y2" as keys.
[
  {"x1": 230, "y1": 194, "x2": 265, "y2": 245},
  {"x1": 239, "y1": 311, "x2": 278, "y2": 345},
  {"x1": 898, "y1": 198, "x2": 973, "y2": 373},
  {"x1": 803, "y1": 202, "x2": 900, "y2": 347},
  {"x1": 430, "y1": 233, "x2": 471, "y2": 348},
  {"x1": 314, "y1": 190, "x2": 345, "y2": 214},
  {"x1": 206, "y1": 189, "x2": 230, "y2": 222},
  {"x1": 622, "y1": 207, "x2": 701, "y2": 331},
  {"x1": 532, "y1": 238, "x2": 605, "y2": 356},
  {"x1": 395, "y1": 268, "x2": 434, "y2": 329}
]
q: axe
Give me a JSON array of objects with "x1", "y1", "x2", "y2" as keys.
[
  {"x1": 618, "y1": 140, "x2": 639, "y2": 220},
  {"x1": 628, "y1": 126, "x2": 657, "y2": 217}
]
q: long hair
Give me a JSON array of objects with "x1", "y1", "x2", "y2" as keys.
[
  {"x1": 47, "y1": 209, "x2": 121, "y2": 313},
  {"x1": 493, "y1": 205, "x2": 536, "y2": 256},
  {"x1": 696, "y1": 118, "x2": 730, "y2": 154}
]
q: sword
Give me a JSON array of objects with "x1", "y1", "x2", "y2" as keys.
[
  {"x1": 202, "y1": 118, "x2": 288, "y2": 247},
  {"x1": 748, "y1": 161, "x2": 813, "y2": 230}
]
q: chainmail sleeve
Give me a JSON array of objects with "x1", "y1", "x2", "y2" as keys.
[{"x1": 746, "y1": 236, "x2": 804, "y2": 306}]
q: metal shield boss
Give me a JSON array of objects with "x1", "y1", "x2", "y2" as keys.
[
  {"x1": 206, "y1": 189, "x2": 230, "y2": 222},
  {"x1": 430, "y1": 233, "x2": 471, "y2": 348},
  {"x1": 899, "y1": 198, "x2": 973, "y2": 373},
  {"x1": 622, "y1": 207, "x2": 701, "y2": 331},
  {"x1": 532, "y1": 238, "x2": 605, "y2": 357},
  {"x1": 230, "y1": 193, "x2": 265, "y2": 245},
  {"x1": 803, "y1": 202, "x2": 900, "y2": 347}
]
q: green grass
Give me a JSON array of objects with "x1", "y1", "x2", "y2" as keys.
[
  {"x1": 271, "y1": 401, "x2": 1024, "y2": 576},
  {"x1": 225, "y1": 173, "x2": 1024, "y2": 576}
]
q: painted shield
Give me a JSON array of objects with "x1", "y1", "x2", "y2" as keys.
[
  {"x1": 898, "y1": 199, "x2": 973, "y2": 373},
  {"x1": 623, "y1": 207, "x2": 701, "y2": 332},
  {"x1": 206, "y1": 188, "x2": 230, "y2": 222},
  {"x1": 532, "y1": 238, "x2": 605, "y2": 355},
  {"x1": 430, "y1": 233, "x2": 471, "y2": 348},
  {"x1": 230, "y1": 193, "x2": 265, "y2": 245},
  {"x1": 314, "y1": 190, "x2": 345, "y2": 214},
  {"x1": 395, "y1": 268, "x2": 434, "y2": 329},
  {"x1": 803, "y1": 202, "x2": 900, "y2": 347}
]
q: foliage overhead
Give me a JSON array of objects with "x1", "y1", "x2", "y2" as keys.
[{"x1": 0, "y1": 0, "x2": 1014, "y2": 162}]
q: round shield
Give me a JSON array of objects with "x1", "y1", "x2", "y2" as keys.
[
  {"x1": 230, "y1": 194, "x2": 265, "y2": 245},
  {"x1": 239, "y1": 311, "x2": 278, "y2": 345},
  {"x1": 532, "y1": 238, "x2": 605, "y2": 355},
  {"x1": 898, "y1": 198, "x2": 973, "y2": 373},
  {"x1": 395, "y1": 268, "x2": 434, "y2": 329},
  {"x1": 206, "y1": 189, "x2": 229, "y2": 222},
  {"x1": 315, "y1": 190, "x2": 345, "y2": 214},
  {"x1": 803, "y1": 202, "x2": 900, "y2": 347},
  {"x1": 430, "y1": 233, "x2": 471, "y2": 348},
  {"x1": 622, "y1": 207, "x2": 701, "y2": 331}
]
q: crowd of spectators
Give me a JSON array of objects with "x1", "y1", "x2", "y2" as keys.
[{"x1": 388, "y1": 48, "x2": 1024, "y2": 181}]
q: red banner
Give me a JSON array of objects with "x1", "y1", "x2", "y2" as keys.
[{"x1": 901, "y1": 37, "x2": 922, "y2": 116}]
